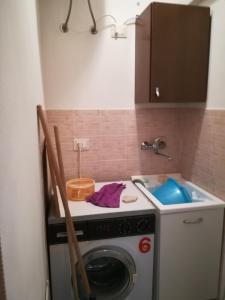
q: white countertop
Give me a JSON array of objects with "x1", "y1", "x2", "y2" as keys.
[{"x1": 57, "y1": 181, "x2": 156, "y2": 221}]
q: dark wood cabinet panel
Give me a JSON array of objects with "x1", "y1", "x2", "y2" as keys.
[
  {"x1": 135, "y1": 2, "x2": 211, "y2": 103},
  {"x1": 135, "y1": 6, "x2": 151, "y2": 103}
]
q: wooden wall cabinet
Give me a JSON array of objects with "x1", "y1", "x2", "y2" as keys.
[{"x1": 135, "y1": 2, "x2": 211, "y2": 103}]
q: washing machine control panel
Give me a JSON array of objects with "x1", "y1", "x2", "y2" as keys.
[{"x1": 48, "y1": 214, "x2": 155, "y2": 245}]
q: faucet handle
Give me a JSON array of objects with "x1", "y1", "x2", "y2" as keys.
[
  {"x1": 152, "y1": 137, "x2": 172, "y2": 160},
  {"x1": 141, "y1": 141, "x2": 153, "y2": 150},
  {"x1": 152, "y1": 137, "x2": 166, "y2": 151}
]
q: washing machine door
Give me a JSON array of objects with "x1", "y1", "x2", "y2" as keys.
[{"x1": 79, "y1": 246, "x2": 136, "y2": 300}]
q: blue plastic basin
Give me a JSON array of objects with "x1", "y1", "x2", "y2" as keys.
[{"x1": 152, "y1": 178, "x2": 192, "y2": 205}]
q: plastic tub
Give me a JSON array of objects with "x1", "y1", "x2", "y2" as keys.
[
  {"x1": 152, "y1": 178, "x2": 192, "y2": 205},
  {"x1": 66, "y1": 178, "x2": 95, "y2": 201}
]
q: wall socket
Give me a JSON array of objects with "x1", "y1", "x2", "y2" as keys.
[{"x1": 73, "y1": 138, "x2": 90, "y2": 151}]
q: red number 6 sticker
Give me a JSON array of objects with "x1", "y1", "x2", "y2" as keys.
[{"x1": 139, "y1": 237, "x2": 151, "y2": 253}]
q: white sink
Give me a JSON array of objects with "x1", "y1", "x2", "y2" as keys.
[{"x1": 132, "y1": 173, "x2": 225, "y2": 214}]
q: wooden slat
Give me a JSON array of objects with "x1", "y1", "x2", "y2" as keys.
[
  {"x1": 54, "y1": 126, "x2": 66, "y2": 185},
  {"x1": 46, "y1": 146, "x2": 60, "y2": 217},
  {"x1": 54, "y1": 126, "x2": 79, "y2": 299},
  {"x1": 37, "y1": 105, "x2": 91, "y2": 299}
]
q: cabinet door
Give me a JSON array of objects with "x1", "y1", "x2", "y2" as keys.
[
  {"x1": 157, "y1": 209, "x2": 224, "y2": 300},
  {"x1": 135, "y1": 6, "x2": 151, "y2": 103},
  {"x1": 150, "y1": 3, "x2": 210, "y2": 102}
]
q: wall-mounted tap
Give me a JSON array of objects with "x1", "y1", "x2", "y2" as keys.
[
  {"x1": 141, "y1": 137, "x2": 172, "y2": 160},
  {"x1": 141, "y1": 141, "x2": 153, "y2": 150}
]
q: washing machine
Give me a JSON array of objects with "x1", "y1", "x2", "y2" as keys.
[{"x1": 48, "y1": 181, "x2": 156, "y2": 300}]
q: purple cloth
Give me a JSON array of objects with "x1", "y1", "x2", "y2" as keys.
[{"x1": 86, "y1": 183, "x2": 126, "y2": 208}]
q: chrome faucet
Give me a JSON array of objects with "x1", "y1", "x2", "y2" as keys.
[{"x1": 141, "y1": 137, "x2": 172, "y2": 160}]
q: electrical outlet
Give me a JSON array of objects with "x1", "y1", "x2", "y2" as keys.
[{"x1": 73, "y1": 138, "x2": 90, "y2": 151}]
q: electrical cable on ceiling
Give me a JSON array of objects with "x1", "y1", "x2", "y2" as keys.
[
  {"x1": 87, "y1": 0, "x2": 98, "y2": 34},
  {"x1": 60, "y1": 0, "x2": 73, "y2": 33},
  {"x1": 59, "y1": 1, "x2": 136, "y2": 35},
  {"x1": 96, "y1": 14, "x2": 117, "y2": 25},
  {"x1": 123, "y1": 16, "x2": 139, "y2": 25}
]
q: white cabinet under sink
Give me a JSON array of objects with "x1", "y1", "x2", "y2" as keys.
[
  {"x1": 156, "y1": 208, "x2": 224, "y2": 300},
  {"x1": 132, "y1": 174, "x2": 225, "y2": 300}
]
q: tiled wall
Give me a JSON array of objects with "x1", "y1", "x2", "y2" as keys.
[
  {"x1": 180, "y1": 109, "x2": 225, "y2": 200},
  {"x1": 47, "y1": 109, "x2": 181, "y2": 182},
  {"x1": 47, "y1": 108, "x2": 225, "y2": 200}
]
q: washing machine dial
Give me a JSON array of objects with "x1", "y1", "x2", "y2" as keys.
[{"x1": 137, "y1": 218, "x2": 151, "y2": 233}]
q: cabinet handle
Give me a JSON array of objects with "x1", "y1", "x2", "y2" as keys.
[
  {"x1": 183, "y1": 217, "x2": 203, "y2": 224},
  {"x1": 155, "y1": 87, "x2": 160, "y2": 98}
]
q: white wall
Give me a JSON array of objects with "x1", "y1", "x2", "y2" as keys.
[
  {"x1": 0, "y1": 1, "x2": 47, "y2": 299},
  {"x1": 40, "y1": 0, "x2": 190, "y2": 110},
  {"x1": 201, "y1": 0, "x2": 225, "y2": 109}
]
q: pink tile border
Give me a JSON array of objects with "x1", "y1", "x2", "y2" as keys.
[
  {"x1": 47, "y1": 108, "x2": 225, "y2": 201},
  {"x1": 47, "y1": 108, "x2": 181, "y2": 182}
]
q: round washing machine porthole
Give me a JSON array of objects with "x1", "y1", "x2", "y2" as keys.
[{"x1": 77, "y1": 246, "x2": 136, "y2": 300}]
